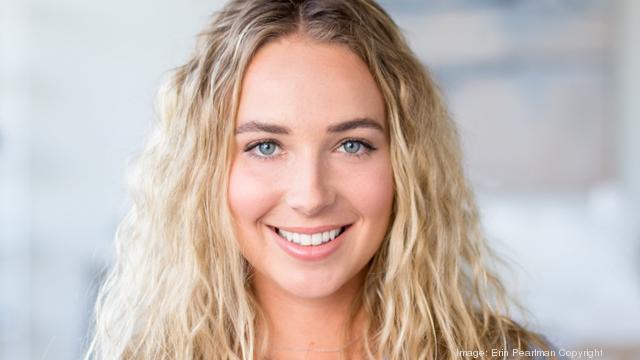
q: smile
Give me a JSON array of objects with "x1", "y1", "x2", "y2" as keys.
[
  {"x1": 267, "y1": 223, "x2": 354, "y2": 261},
  {"x1": 276, "y1": 226, "x2": 349, "y2": 246},
  {"x1": 269, "y1": 224, "x2": 352, "y2": 246}
]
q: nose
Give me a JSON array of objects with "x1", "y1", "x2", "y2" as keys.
[{"x1": 284, "y1": 152, "x2": 336, "y2": 217}]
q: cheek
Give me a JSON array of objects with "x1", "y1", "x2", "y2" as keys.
[
  {"x1": 341, "y1": 158, "x2": 395, "y2": 219},
  {"x1": 227, "y1": 159, "x2": 278, "y2": 228}
]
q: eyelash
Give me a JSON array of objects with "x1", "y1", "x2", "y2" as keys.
[{"x1": 243, "y1": 138, "x2": 377, "y2": 162}]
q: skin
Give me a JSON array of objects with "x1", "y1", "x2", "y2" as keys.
[{"x1": 228, "y1": 33, "x2": 394, "y2": 359}]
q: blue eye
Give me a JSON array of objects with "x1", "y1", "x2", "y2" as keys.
[
  {"x1": 257, "y1": 142, "x2": 277, "y2": 155},
  {"x1": 244, "y1": 140, "x2": 283, "y2": 161},
  {"x1": 337, "y1": 138, "x2": 376, "y2": 158},
  {"x1": 341, "y1": 140, "x2": 361, "y2": 154},
  {"x1": 244, "y1": 138, "x2": 376, "y2": 161}
]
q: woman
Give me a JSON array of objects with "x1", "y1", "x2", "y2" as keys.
[{"x1": 86, "y1": 0, "x2": 558, "y2": 359}]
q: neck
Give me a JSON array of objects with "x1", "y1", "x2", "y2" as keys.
[{"x1": 253, "y1": 269, "x2": 367, "y2": 359}]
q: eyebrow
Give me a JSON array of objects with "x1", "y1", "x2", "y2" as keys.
[{"x1": 234, "y1": 118, "x2": 385, "y2": 135}]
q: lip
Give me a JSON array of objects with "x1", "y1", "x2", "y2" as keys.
[
  {"x1": 268, "y1": 224, "x2": 352, "y2": 261},
  {"x1": 272, "y1": 224, "x2": 351, "y2": 234}
]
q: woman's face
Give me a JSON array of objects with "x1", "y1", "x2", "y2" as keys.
[{"x1": 228, "y1": 34, "x2": 394, "y2": 299}]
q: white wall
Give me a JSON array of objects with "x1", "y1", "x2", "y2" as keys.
[
  {"x1": 1, "y1": 0, "x2": 31, "y2": 358},
  {"x1": 3, "y1": 1, "x2": 224, "y2": 358},
  {"x1": 616, "y1": 0, "x2": 640, "y2": 208},
  {"x1": 389, "y1": 1, "x2": 640, "y2": 354}
]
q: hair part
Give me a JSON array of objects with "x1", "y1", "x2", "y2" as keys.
[{"x1": 86, "y1": 0, "x2": 555, "y2": 359}]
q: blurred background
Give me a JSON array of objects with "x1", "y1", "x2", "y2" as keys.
[{"x1": 1, "y1": 0, "x2": 639, "y2": 359}]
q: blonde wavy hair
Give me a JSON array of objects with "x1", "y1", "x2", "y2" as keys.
[{"x1": 86, "y1": 0, "x2": 555, "y2": 359}]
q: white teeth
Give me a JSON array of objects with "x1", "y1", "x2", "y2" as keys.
[
  {"x1": 311, "y1": 233, "x2": 322, "y2": 245},
  {"x1": 276, "y1": 226, "x2": 345, "y2": 246}
]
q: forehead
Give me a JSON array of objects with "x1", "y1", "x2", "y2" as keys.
[{"x1": 236, "y1": 34, "x2": 386, "y2": 131}]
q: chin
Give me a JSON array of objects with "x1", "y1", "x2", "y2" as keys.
[{"x1": 274, "y1": 269, "x2": 349, "y2": 300}]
